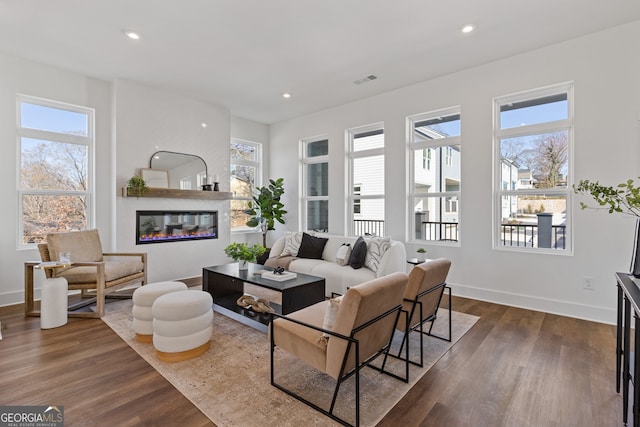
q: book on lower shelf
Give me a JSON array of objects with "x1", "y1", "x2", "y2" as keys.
[{"x1": 262, "y1": 271, "x2": 297, "y2": 282}]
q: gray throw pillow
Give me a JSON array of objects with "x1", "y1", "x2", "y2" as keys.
[{"x1": 348, "y1": 236, "x2": 367, "y2": 269}]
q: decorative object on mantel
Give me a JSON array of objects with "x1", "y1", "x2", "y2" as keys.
[
  {"x1": 127, "y1": 175, "x2": 148, "y2": 197},
  {"x1": 574, "y1": 178, "x2": 640, "y2": 276},
  {"x1": 244, "y1": 178, "x2": 287, "y2": 248},
  {"x1": 213, "y1": 174, "x2": 220, "y2": 192},
  {"x1": 416, "y1": 247, "x2": 427, "y2": 262},
  {"x1": 224, "y1": 242, "x2": 265, "y2": 270}
]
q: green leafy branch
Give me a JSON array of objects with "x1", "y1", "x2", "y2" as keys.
[{"x1": 573, "y1": 178, "x2": 640, "y2": 217}]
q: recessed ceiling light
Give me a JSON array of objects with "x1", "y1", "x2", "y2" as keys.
[
  {"x1": 201, "y1": 122, "x2": 208, "y2": 128},
  {"x1": 282, "y1": 93, "x2": 291, "y2": 99},
  {"x1": 124, "y1": 30, "x2": 141, "y2": 40},
  {"x1": 461, "y1": 25, "x2": 475, "y2": 34}
]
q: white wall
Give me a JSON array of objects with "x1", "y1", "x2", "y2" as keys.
[
  {"x1": 269, "y1": 21, "x2": 640, "y2": 324},
  {"x1": 0, "y1": 54, "x2": 271, "y2": 306},
  {"x1": 0, "y1": 52, "x2": 112, "y2": 306},
  {"x1": 114, "y1": 80, "x2": 232, "y2": 283}
]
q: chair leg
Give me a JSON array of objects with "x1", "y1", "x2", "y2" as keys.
[
  {"x1": 94, "y1": 265, "x2": 106, "y2": 318},
  {"x1": 425, "y1": 286, "x2": 452, "y2": 342}
]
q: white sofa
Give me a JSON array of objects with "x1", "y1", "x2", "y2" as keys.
[{"x1": 266, "y1": 233, "x2": 406, "y2": 297}]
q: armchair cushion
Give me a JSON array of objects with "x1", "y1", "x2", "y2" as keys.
[
  {"x1": 57, "y1": 260, "x2": 145, "y2": 284},
  {"x1": 327, "y1": 272, "x2": 408, "y2": 378},
  {"x1": 272, "y1": 300, "x2": 329, "y2": 372},
  {"x1": 47, "y1": 229, "x2": 103, "y2": 263}
]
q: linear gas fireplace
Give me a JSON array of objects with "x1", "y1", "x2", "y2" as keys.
[{"x1": 136, "y1": 210, "x2": 218, "y2": 244}]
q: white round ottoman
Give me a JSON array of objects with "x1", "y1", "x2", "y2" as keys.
[
  {"x1": 132, "y1": 281, "x2": 188, "y2": 343},
  {"x1": 152, "y1": 290, "x2": 213, "y2": 363}
]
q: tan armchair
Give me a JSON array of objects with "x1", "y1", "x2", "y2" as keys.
[
  {"x1": 270, "y1": 272, "x2": 409, "y2": 427},
  {"x1": 395, "y1": 258, "x2": 451, "y2": 367},
  {"x1": 24, "y1": 229, "x2": 147, "y2": 318}
]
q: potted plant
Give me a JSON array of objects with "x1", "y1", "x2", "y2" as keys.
[
  {"x1": 416, "y1": 247, "x2": 427, "y2": 262},
  {"x1": 224, "y1": 242, "x2": 266, "y2": 270},
  {"x1": 244, "y1": 178, "x2": 287, "y2": 248},
  {"x1": 127, "y1": 175, "x2": 148, "y2": 197},
  {"x1": 574, "y1": 178, "x2": 640, "y2": 276}
]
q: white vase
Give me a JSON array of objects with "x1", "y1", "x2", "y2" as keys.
[
  {"x1": 417, "y1": 252, "x2": 426, "y2": 262},
  {"x1": 238, "y1": 260, "x2": 249, "y2": 270}
]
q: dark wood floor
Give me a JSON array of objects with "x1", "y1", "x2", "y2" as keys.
[{"x1": 0, "y1": 296, "x2": 623, "y2": 427}]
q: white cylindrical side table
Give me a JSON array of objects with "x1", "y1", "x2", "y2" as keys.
[{"x1": 37, "y1": 263, "x2": 70, "y2": 329}]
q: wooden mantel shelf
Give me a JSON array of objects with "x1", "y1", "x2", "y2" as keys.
[{"x1": 121, "y1": 187, "x2": 233, "y2": 200}]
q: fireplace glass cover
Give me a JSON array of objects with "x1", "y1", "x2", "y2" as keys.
[{"x1": 136, "y1": 210, "x2": 218, "y2": 244}]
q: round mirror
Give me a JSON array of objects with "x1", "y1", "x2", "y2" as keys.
[{"x1": 149, "y1": 151, "x2": 208, "y2": 190}]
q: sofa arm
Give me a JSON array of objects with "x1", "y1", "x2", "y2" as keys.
[{"x1": 376, "y1": 241, "x2": 406, "y2": 278}]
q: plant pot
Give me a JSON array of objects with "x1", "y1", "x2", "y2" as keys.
[
  {"x1": 238, "y1": 260, "x2": 249, "y2": 270},
  {"x1": 417, "y1": 252, "x2": 426, "y2": 262}
]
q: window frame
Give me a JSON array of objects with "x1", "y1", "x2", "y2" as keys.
[
  {"x1": 17, "y1": 94, "x2": 95, "y2": 248},
  {"x1": 230, "y1": 138, "x2": 262, "y2": 233},
  {"x1": 492, "y1": 82, "x2": 574, "y2": 254},
  {"x1": 407, "y1": 107, "x2": 461, "y2": 245},
  {"x1": 347, "y1": 123, "x2": 385, "y2": 237},
  {"x1": 300, "y1": 136, "x2": 329, "y2": 232}
]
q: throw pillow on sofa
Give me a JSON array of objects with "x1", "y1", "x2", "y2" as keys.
[
  {"x1": 280, "y1": 232, "x2": 304, "y2": 256},
  {"x1": 296, "y1": 232, "x2": 329, "y2": 259},
  {"x1": 365, "y1": 236, "x2": 391, "y2": 273},
  {"x1": 335, "y1": 243, "x2": 352, "y2": 266},
  {"x1": 348, "y1": 236, "x2": 367, "y2": 269}
]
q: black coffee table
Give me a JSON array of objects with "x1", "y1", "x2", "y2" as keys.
[{"x1": 202, "y1": 263, "x2": 325, "y2": 332}]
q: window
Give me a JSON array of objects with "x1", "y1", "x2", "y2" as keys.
[
  {"x1": 408, "y1": 108, "x2": 461, "y2": 242},
  {"x1": 348, "y1": 124, "x2": 385, "y2": 237},
  {"x1": 301, "y1": 138, "x2": 329, "y2": 232},
  {"x1": 493, "y1": 83, "x2": 573, "y2": 252},
  {"x1": 18, "y1": 95, "x2": 94, "y2": 246},
  {"x1": 230, "y1": 139, "x2": 261, "y2": 231}
]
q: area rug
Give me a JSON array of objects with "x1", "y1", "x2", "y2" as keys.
[{"x1": 102, "y1": 298, "x2": 478, "y2": 426}]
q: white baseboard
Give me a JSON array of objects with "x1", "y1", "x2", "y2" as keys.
[{"x1": 450, "y1": 282, "x2": 616, "y2": 325}]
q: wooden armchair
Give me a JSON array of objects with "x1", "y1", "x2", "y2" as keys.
[
  {"x1": 394, "y1": 258, "x2": 451, "y2": 367},
  {"x1": 270, "y1": 272, "x2": 409, "y2": 427},
  {"x1": 24, "y1": 229, "x2": 147, "y2": 318}
]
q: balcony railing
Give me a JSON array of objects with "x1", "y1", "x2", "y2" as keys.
[
  {"x1": 354, "y1": 219, "x2": 566, "y2": 250},
  {"x1": 500, "y1": 224, "x2": 566, "y2": 249},
  {"x1": 353, "y1": 219, "x2": 385, "y2": 237}
]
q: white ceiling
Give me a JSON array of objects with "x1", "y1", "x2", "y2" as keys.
[{"x1": 1, "y1": 1, "x2": 639, "y2": 125}]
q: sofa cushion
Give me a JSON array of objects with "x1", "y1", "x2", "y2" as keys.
[
  {"x1": 348, "y1": 236, "x2": 367, "y2": 269},
  {"x1": 365, "y1": 237, "x2": 391, "y2": 273},
  {"x1": 335, "y1": 243, "x2": 352, "y2": 266},
  {"x1": 297, "y1": 232, "x2": 328, "y2": 259},
  {"x1": 280, "y1": 232, "x2": 304, "y2": 256}
]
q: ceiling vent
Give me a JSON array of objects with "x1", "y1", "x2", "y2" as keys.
[{"x1": 353, "y1": 74, "x2": 378, "y2": 85}]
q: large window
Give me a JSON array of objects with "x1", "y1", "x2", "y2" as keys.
[
  {"x1": 408, "y1": 108, "x2": 461, "y2": 242},
  {"x1": 348, "y1": 124, "x2": 385, "y2": 236},
  {"x1": 493, "y1": 83, "x2": 573, "y2": 252},
  {"x1": 230, "y1": 139, "x2": 261, "y2": 231},
  {"x1": 302, "y1": 138, "x2": 329, "y2": 232},
  {"x1": 18, "y1": 95, "x2": 94, "y2": 246}
]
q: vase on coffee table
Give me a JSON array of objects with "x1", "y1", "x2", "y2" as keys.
[{"x1": 238, "y1": 260, "x2": 249, "y2": 271}]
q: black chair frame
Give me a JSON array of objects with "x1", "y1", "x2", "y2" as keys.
[
  {"x1": 392, "y1": 283, "x2": 451, "y2": 368},
  {"x1": 270, "y1": 304, "x2": 409, "y2": 427}
]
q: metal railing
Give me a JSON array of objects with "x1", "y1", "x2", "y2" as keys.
[
  {"x1": 353, "y1": 219, "x2": 385, "y2": 237},
  {"x1": 500, "y1": 224, "x2": 566, "y2": 249},
  {"x1": 420, "y1": 221, "x2": 459, "y2": 242}
]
